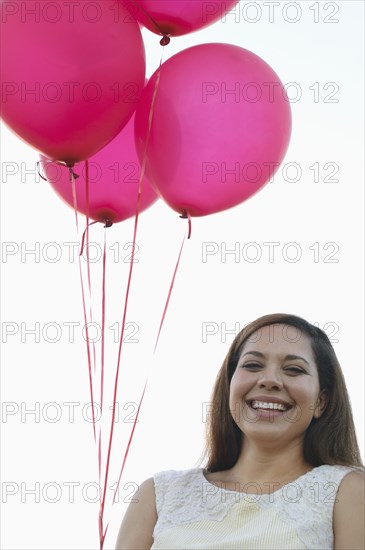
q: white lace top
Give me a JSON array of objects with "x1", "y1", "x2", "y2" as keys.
[{"x1": 151, "y1": 465, "x2": 354, "y2": 549}]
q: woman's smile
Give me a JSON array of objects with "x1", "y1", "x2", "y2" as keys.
[{"x1": 229, "y1": 324, "x2": 326, "y2": 439}]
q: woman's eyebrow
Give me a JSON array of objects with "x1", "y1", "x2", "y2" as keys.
[
  {"x1": 241, "y1": 351, "x2": 265, "y2": 358},
  {"x1": 284, "y1": 354, "x2": 310, "y2": 366}
]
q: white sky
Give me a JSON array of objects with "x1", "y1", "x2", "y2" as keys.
[{"x1": 1, "y1": 1, "x2": 364, "y2": 549}]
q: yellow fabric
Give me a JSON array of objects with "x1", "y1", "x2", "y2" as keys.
[{"x1": 152, "y1": 498, "x2": 304, "y2": 549}]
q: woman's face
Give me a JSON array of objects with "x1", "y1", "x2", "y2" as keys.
[{"x1": 229, "y1": 324, "x2": 326, "y2": 445}]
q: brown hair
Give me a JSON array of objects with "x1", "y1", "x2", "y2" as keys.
[{"x1": 205, "y1": 313, "x2": 363, "y2": 472}]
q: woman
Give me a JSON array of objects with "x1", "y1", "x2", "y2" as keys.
[{"x1": 116, "y1": 313, "x2": 364, "y2": 549}]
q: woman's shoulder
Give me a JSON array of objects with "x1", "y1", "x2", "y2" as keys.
[
  {"x1": 335, "y1": 468, "x2": 365, "y2": 493},
  {"x1": 153, "y1": 467, "x2": 202, "y2": 487},
  {"x1": 290, "y1": 463, "x2": 362, "y2": 501},
  {"x1": 152, "y1": 468, "x2": 205, "y2": 526},
  {"x1": 331, "y1": 467, "x2": 365, "y2": 501},
  {"x1": 333, "y1": 469, "x2": 365, "y2": 549},
  {"x1": 301, "y1": 463, "x2": 361, "y2": 485}
]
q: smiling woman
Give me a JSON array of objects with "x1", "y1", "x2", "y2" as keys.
[{"x1": 115, "y1": 314, "x2": 364, "y2": 550}]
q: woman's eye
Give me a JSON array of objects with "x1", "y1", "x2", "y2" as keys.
[
  {"x1": 242, "y1": 363, "x2": 262, "y2": 370},
  {"x1": 285, "y1": 367, "x2": 305, "y2": 375}
]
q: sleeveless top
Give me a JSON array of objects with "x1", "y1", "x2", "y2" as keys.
[{"x1": 151, "y1": 465, "x2": 354, "y2": 549}]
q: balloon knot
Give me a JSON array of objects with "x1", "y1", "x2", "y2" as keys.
[
  {"x1": 179, "y1": 210, "x2": 192, "y2": 238},
  {"x1": 104, "y1": 219, "x2": 113, "y2": 228},
  {"x1": 160, "y1": 35, "x2": 171, "y2": 46},
  {"x1": 67, "y1": 165, "x2": 80, "y2": 179}
]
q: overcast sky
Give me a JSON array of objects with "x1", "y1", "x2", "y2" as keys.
[{"x1": 1, "y1": 2, "x2": 364, "y2": 549}]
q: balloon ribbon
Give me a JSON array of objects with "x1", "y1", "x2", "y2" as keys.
[
  {"x1": 99, "y1": 38, "x2": 170, "y2": 549},
  {"x1": 70, "y1": 166, "x2": 97, "y2": 443}
]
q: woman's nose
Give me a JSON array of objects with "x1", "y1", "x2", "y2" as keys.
[{"x1": 257, "y1": 367, "x2": 283, "y2": 390}]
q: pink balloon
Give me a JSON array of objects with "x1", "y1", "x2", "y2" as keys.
[
  {"x1": 122, "y1": 0, "x2": 239, "y2": 36},
  {"x1": 40, "y1": 111, "x2": 158, "y2": 224},
  {"x1": 134, "y1": 43, "x2": 292, "y2": 217},
  {"x1": 0, "y1": 0, "x2": 145, "y2": 164}
]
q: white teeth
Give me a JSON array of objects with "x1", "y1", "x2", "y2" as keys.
[{"x1": 251, "y1": 400, "x2": 288, "y2": 411}]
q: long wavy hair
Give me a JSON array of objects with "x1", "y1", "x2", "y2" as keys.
[{"x1": 204, "y1": 313, "x2": 363, "y2": 472}]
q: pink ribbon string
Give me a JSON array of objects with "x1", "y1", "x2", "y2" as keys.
[
  {"x1": 40, "y1": 161, "x2": 99, "y2": 448},
  {"x1": 99, "y1": 42, "x2": 169, "y2": 549},
  {"x1": 70, "y1": 166, "x2": 97, "y2": 444},
  {"x1": 74, "y1": 170, "x2": 111, "y2": 549},
  {"x1": 154, "y1": 213, "x2": 192, "y2": 353},
  {"x1": 79, "y1": 220, "x2": 99, "y2": 258},
  {"x1": 101, "y1": 213, "x2": 191, "y2": 548},
  {"x1": 84, "y1": 160, "x2": 98, "y2": 379},
  {"x1": 78, "y1": 216, "x2": 109, "y2": 550},
  {"x1": 100, "y1": 378, "x2": 148, "y2": 549},
  {"x1": 98, "y1": 227, "x2": 107, "y2": 491}
]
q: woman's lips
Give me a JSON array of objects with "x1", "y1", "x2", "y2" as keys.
[{"x1": 245, "y1": 400, "x2": 293, "y2": 420}]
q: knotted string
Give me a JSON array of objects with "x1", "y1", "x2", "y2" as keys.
[{"x1": 126, "y1": 0, "x2": 171, "y2": 44}]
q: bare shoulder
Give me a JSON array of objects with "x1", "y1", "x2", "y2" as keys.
[
  {"x1": 335, "y1": 470, "x2": 365, "y2": 502},
  {"x1": 334, "y1": 470, "x2": 365, "y2": 550},
  {"x1": 115, "y1": 477, "x2": 157, "y2": 550}
]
